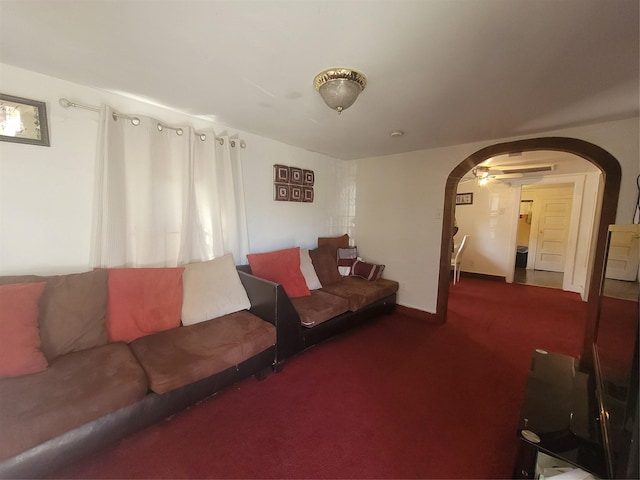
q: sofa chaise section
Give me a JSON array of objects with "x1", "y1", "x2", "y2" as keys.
[
  {"x1": 238, "y1": 235, "x2": 399, "y2": 365},
  {"x1": 289, "y1": 290, "x2": 350, "y2": 327},
  {"x1": 319, "y1": 276, "x2": 400, "y2": 312}
]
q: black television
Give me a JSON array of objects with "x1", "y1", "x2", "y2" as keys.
[{"x1": 593, "y1": 224, "x2": 639, "y2": 479}]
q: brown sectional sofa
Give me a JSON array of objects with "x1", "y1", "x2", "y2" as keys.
[
  {"x1": 239, "y1": 235, "x2": 399, "y2": 366},
  {"x1": 0, "y1": 237, "x2": 397, "y2": 478},
  {"x1": 0, "y1": 255, "x2": 278, "y2": 479}
]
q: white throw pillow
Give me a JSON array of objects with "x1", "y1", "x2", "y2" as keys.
[
  {"x1": 181, "y1": 253, "x2": 251, "y2": 326},
  {"x1": 300, "y1": 248, "x2": 322, "y2": 290}
]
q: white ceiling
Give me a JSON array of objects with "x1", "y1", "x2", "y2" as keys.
[{"x1": 1, "y1": 0, "x2": 638, "y2": 160}]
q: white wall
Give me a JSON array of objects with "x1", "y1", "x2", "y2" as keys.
[
  {"x1": 454, "y1": 178, "x2": 517, "y2": 277},
  {"x1": 0, "y1": 64, "x2": 344, "y2": 274},
  {"x1": 2, "y1": 64, "x2": 638, "y2": 313},
  {"x1": 240, "y1": 134, "x2": 354, "y2": 253},
  {"x1": 356, "y1": 117, "x2": 639, "y2": 313}
]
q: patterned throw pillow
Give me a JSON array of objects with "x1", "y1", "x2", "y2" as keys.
[
  {"x1": 337, "y1": 247, "x2": 358, "y2": 276},
  {"x1": 351, "y1": 259, "x2": 385, "y2": 281}
]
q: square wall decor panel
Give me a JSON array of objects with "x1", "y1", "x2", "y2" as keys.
[{"x1": 273, "y1": 164, "x2": 314, "y2": 203}]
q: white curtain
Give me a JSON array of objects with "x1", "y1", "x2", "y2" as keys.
[{"x1": 92, "y1": 105, "x2": 249, "y2": 268}]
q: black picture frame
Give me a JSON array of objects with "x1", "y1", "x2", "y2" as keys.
[
  {"x1": 0, "y1": 93, "x2": 50, "y2": 146},
  {"x1": 456, "y1": 193, "x2": 473, "y2": 205}
]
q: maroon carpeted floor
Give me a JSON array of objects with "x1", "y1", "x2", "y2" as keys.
[{"x1": 50, "y1": 277, "x2": 588, "y2": 479}]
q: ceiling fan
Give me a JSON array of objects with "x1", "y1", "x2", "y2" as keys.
[
  {"x1": 488, "y1": 164, "x2": 555, "y2": 176},
  {"x1": 460, "y1": 163, "x2": 556, "y2": 186}
]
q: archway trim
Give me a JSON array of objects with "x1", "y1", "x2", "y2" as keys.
[{"x1": 437, "y1": 137, "x2": 621, "y2": 366}]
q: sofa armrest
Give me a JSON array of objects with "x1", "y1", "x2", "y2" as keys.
[
  {"x1": 236, "y1": 264, "x2": 252, "y2": 274},
  {"x1": 237, "y1": 270, "x2": 302, "y2": 367},
  {"x1": 237, "y1": 269, "x2": 276, "y2": 326}
]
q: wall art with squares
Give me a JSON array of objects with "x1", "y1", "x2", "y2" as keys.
[
  {"x1": 455, "y1": 193, "x2": 473, "y2": 205},
  {"x1": 273, "y1": 164, "x2": 314, "y2": 202}
]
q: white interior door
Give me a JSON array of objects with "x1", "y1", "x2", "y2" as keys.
[
  {"x1": 605, "y1": 225, "x2": 640, "y2": 281},
  {"x1": 534, "y1": 197, "x2": 572, "y2": 272}
]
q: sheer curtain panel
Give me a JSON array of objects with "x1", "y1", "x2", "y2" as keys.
[{"x1": 92, "y1": 105, "x2": 249, "y2": 268}]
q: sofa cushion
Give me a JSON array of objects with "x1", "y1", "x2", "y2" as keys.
[
  {"x1": 107, "y1": 267, "x2": 184, "y2": 343},
  {"x1": 309, "y1": 245, "x2": 343, "y2": 287},
  {"x1": 0, "y1": 282, "x2": 48, "y2": 378},
  {"x1": 247, "y1": 247, "x2": 310, "y2": 298},
  {"x1": 320, "y1": 277, "x2": 399, "y2": 312},
  {"x1": 300, "y1": 248, "x2": 322, "y2": 290},
  {"x1": 181, "y1": 254, "x2": 251, "y2": 326},
  {"x1": 0, "y1": 342, "x2": 148, "y2": 461},
  {"x1": 290, "y1": 290, "x2": 350, "y2": 328},
  {"x1": 130, "y1": 311, "x2": 276, "y2": 394},
  {"x1": 0, "y1": 270, "x2": 109, "y2": 361}
]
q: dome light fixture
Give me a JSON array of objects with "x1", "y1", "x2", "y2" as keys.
[{"x1": 314, "y1": 68, "x2": 367, "y2": 114}]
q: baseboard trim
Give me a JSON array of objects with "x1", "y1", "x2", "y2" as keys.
[
  {"x1": 396, "y1": 273, "x2": 506, "y2": 324},
  {"x1": 395, "y1": 304, "x2": 440, "y2": 323},
  {"x1": 460, "y1": 272, "x2": 505, "y2": 282}
]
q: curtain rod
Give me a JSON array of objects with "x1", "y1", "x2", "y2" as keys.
[{"x1": 58, "y1": 98, "x2": 246, "y2": 147}]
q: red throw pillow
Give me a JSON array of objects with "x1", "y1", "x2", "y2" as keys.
[
  {"x1": 247, "y1": 247, "x2": 311, "y2": 298},
  {"x1": 0, "y1": 282, "x2": 49, "y2": 377},
  {"x1": 107, "y1": 267, "x2": 184, "y2": 343}
]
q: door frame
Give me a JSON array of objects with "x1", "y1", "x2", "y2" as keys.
[
  {"x1": 508, "y1": 176, "x2": 590, "y2": 297},
  {"x1": 438, "y1": 137, "x2": 621, "y2": 367}
]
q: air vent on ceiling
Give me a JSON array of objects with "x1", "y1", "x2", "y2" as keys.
[{"x1": 495, "y1": 164, "x2": 555, "y2": 175}]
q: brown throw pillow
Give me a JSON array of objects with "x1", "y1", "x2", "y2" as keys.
[
  {"x1": 309, "y1": 245, "x2": 343, "y2": 286},
  {"x1": 39, "y1": 270, "x2": 109, "y2": 360},
  {"x1": 0, "y1": 270, "x2": 109, "y2": 361},
  {"x1": 317, "y1": 234, "x2": 350, "y2": 259}
]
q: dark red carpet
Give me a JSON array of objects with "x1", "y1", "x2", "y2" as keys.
[{"x1": 50, "y1": 277, "x2": 588, "y2": 479}]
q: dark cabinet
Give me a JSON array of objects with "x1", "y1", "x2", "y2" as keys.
[
  {"x1": 514, "y1": 224, "x2": 639, "y2": 479},
  {"x1": 513, "y1": 349, "x2": 606, "y2": 479}
]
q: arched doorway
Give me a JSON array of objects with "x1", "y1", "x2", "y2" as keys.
[{"x1": 437, "y1": 137, "x2": 621, "y2": 366}]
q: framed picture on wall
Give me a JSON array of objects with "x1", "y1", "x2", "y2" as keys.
[
  {"x1": 273, "y1": 164, "x2": 314, "y2": 203},
  {"x1": 0, "y1": 94, "x2": 50, "y2": 146},
  {"x1": 456, "y1": 193, "x2": 473, "y2": 205}
]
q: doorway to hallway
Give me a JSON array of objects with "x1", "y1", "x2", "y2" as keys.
[
  {"x1": 513, "y1": 183, "x2": 574, "y2": 291},
  {"x1": 514, "y1": 268, "x2": 563, "y2": 289}
]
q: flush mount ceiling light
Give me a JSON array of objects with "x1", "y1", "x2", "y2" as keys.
[{"x1": 314, "y1": 68, "x2": 367, "y2": 114}]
